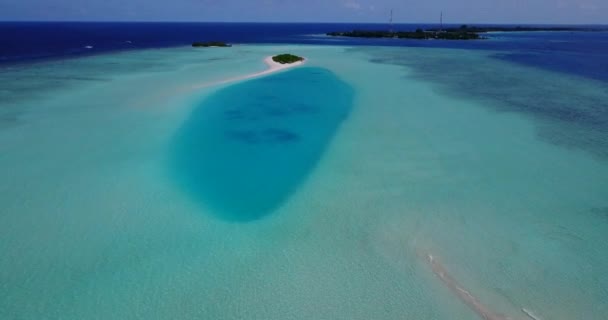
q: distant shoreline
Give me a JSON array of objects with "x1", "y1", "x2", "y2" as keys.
[{"x1": 327, "y1": 25, "x2": 606, "y2": 41}]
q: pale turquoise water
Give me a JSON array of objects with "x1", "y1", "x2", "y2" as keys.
[{"x1": 1, "y1": 45, "x2": 608, "y2": 319}]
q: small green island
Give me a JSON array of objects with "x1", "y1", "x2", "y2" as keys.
[
  {"x1": 192, "y1": 41, "x2": 232, "y2": 47},
  {"x1": 272, "y1": 54, "x2": 304, "y2": 64}
]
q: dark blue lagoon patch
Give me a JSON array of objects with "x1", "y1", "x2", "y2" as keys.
[{"x1": 171, "y1": 67, "x2": 354, "y2": 222}]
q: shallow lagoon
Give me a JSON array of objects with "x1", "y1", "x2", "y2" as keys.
[{"x1": 1, "y1": 44, "x2": 608, "y2": 319}]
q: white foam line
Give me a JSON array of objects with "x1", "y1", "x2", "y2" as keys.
[
  {"x1": 522, "y1": 308, "x2": 543, "y2": 320},
  {"x1": 191, "y1": 56, "x2": 305, "y2": 90},
  {"x1": 426, "y1": 254, "x2": 512, "y2": 320},
  {"x1": 424, "y1": 252, "x2": 546, "y2": 320}
]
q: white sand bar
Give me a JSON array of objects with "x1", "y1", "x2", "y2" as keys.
[{"x1": 192, "y1": 56, "x2": 305, "y2": 89}]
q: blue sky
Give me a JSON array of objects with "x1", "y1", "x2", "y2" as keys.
[{"x1": 1, "y1": 0, "x2": 606, "y2": 24}]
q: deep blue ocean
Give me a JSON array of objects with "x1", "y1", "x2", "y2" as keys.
[{"x1": 1, "y1": 22, "x2": 607, "y2": 81}]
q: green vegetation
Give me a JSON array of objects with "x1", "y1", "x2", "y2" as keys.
[
  {"x1": 327, "y1": 25, "x2": 602, "y2": 41},
  {"x1": 427, "y1": 25, "x2": 597, "y2": 32},
  {"x1": 327, "y1": 30, "x2": 481, "y2": 40},
  {"x1": 272, "y1": 54, "x2": 304, "y2": 64},
  {"x1": 192, "y1": 41, "x2": 232, "y2": 47}
]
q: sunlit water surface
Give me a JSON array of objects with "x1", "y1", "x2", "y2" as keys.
[{"x1": 1, "y1": 44, "x2": 608, "y2": 320}]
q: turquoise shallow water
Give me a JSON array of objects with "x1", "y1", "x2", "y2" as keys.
[
  {"x1": 1, "y1": 44, "x2": 608, "y2": 319},
  {"x1": 172, "y1": 67, "x2": 353, "y2": 221}
]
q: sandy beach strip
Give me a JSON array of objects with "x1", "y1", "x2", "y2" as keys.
[
  {"x1": 131, "y1": 56, "x2": 305, "y2": 108},
  {"x1": 191, "y1": 56, "x2": 305, "y2": 89}
]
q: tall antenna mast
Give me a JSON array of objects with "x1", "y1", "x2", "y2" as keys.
[
  {"x1": 440, "y1": 11, "x2": 443, "y2": 32},
  {"x1": 389, "y1": 9, "x2": 394, "y2": 33}
]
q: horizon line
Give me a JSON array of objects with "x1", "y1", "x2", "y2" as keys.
[{"x1": 1, "y1": 20, "x2": 607, "y2": 26}]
